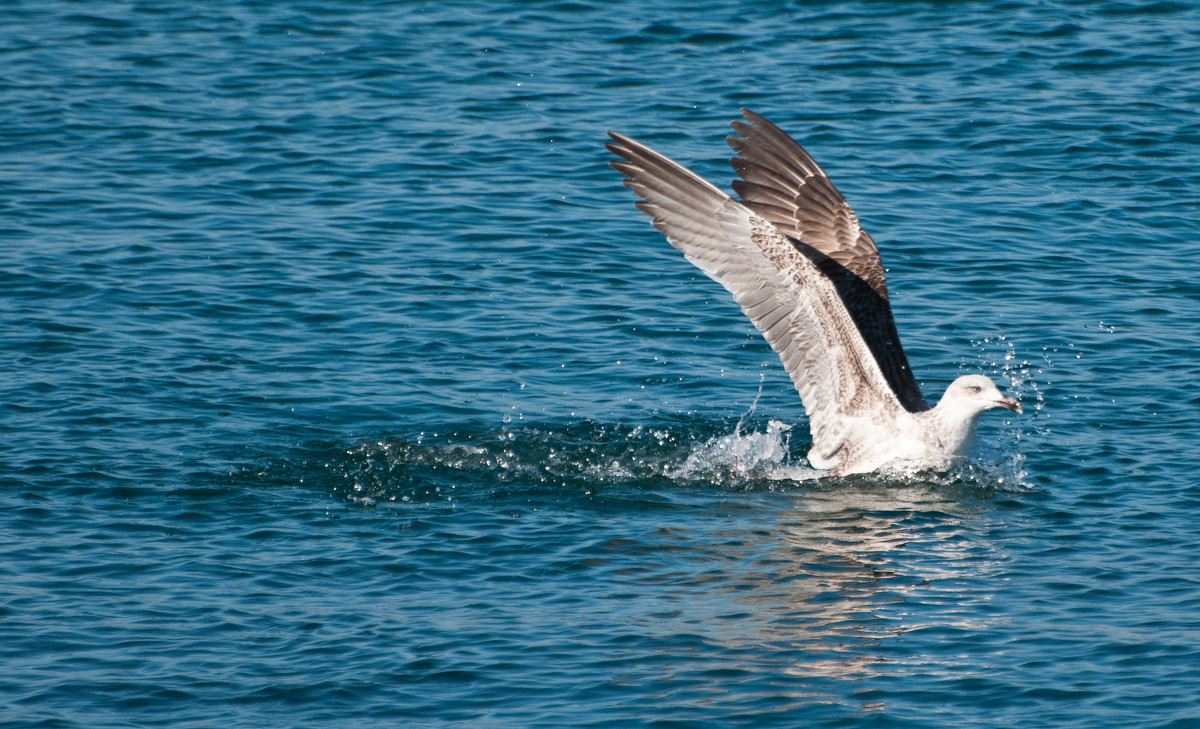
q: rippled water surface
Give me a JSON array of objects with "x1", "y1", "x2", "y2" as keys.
[{"x1": 3, "y1": 2, "x2": 1200, "y2": 727}]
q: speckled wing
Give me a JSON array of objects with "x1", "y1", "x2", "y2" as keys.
[
  {"x1": 606, "y1": 131, "x2": 908, "y2": 469},
  {"x1": 727, "y1": 109, "x2": 929, "y2": 413}
]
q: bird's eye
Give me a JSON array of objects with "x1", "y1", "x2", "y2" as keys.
[{"x1": 968, "y1": 385, "x2": 981, "y2": 394}]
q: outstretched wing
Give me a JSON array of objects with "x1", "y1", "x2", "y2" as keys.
[
  {"x1": 606, "y1": 131, "x2": 908, "y2": 469},
  {"x1": 727, "y1": 109, "x2": 929, "y2": 412}
]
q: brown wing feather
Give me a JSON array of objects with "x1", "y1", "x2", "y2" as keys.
[
  {"x1": 727, "y1": 109, "x2": 930, "y2": 413},
  {"x1": 728, "y1": 109, "x2": 887, "y2": 299}
]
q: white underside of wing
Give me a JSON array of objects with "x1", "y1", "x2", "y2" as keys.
[{"x1": 607, "y1": 133, "x2": 909, "y2": 472}]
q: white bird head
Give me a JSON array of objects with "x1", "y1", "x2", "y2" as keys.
[
  {"x1": 927, "y1": 374, "x2": 1023, "y2": 459},
  {"x1": 939, "y1": 374, "x2": 1023, "y2": 416}
]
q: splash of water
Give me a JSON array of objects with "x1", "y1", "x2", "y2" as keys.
[
  {"x1": 669, "y1": 419, "x2": 824, "y2": 483},
  {"x1": 960, "y1": 334, "x2": 1054, "y2": 488},
  {"x1": 669, "y1": 374, "x2": 821, "y2": 483}
]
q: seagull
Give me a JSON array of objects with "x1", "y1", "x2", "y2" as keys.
[{"x1": 606, "y1": 109, "x2": 1022, "y2": 476}]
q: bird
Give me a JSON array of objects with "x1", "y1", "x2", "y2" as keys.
[{"x1": 606, "y1": 109, "x2": 1022, "y2": 476}]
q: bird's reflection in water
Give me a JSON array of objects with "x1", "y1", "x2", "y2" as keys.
[{"x1": 718, "y1": 480, "x2": 1008, "y2": 687}]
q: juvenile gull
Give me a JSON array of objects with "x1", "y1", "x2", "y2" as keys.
[{"x1": 606, "y1": 109, "x2": 1021, "y2": 476}]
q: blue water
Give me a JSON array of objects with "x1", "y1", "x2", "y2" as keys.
[{"x1": 3, "y1": 1, "x2": 1199, "y2": 727}]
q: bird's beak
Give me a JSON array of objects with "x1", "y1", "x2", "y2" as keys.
[{"x1": 995, "y1": 396, "x2": 1023, "y2": 414}]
